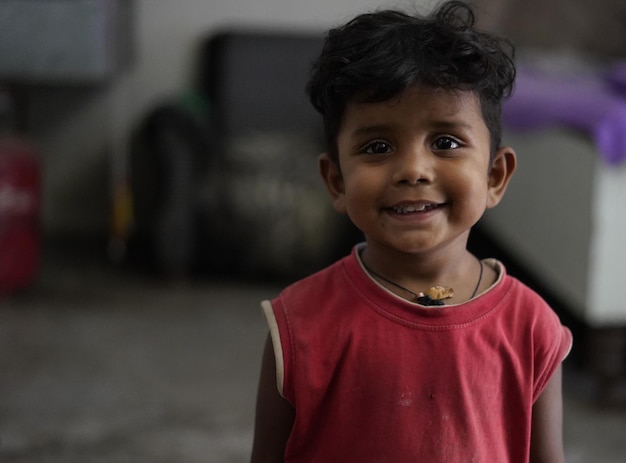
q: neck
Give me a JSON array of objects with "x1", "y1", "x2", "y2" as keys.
[
  {"x1": 359, "y1": 242, "x2": 481, "y2": 305},
  {"x1": 361, "y1": 237, "x2": 472, "y2": 283}
]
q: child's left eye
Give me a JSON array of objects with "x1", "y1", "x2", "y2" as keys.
[{"x1": 432, "y1": 136, "x2": 460, "y2": 150}]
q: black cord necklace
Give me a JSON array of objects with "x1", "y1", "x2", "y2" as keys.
[{"x1": 363, "y1": 259, "x2": 484, "y2": 306}]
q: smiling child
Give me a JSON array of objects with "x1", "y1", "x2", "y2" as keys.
[{"x1": 250, "y1": 2, "x2": 572, "y2": 462}]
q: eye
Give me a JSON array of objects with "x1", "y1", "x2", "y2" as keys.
[
  {"x1": 361, "y1": 140, "x2": 393, "y2": 155},
  {"x1": 432, "y1": 136, "x2": 461, "y2": 151}
]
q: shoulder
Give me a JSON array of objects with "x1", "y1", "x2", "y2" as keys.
[
  {"x1": 498, "y1": 268, "x2": 569, "y2": 343},
  {"x1": 274, "y1": 252, "x2": 354, "y2": 310},
  {"x1": 484, "y1": 260, "x2": 572, "y2": 362},
  {"x1": 487, "y1": 260, "x2": 558, "y2": 317},
  {"x1": 501, "y1": 270, "x2": 562, "y2": 324}
]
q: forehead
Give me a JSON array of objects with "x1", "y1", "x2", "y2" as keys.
[{"x1": 340, "y1": 86, "x2": 485, "y2": 134}]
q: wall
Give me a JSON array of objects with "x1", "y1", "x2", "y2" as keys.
[{"x1": 21, "y1": 0, "x2": 431, "y2": 241}]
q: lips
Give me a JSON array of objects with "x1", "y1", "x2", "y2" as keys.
[{"x1": 389, "y1": 202, "x2": 441, "y2": 214}]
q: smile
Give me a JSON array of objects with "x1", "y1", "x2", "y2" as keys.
[{"x1": 391, "y1": 203, "x2": 439, "y2": 214}]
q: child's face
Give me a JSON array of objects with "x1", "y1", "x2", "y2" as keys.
[{"x1": 320, "y1": 85, "x2": 515, "y2": 258}]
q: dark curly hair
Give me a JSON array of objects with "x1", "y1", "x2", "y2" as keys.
[{"x1": 306, "y1": 0, "x2": 516, "y2": 163}]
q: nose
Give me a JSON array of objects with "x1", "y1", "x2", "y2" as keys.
[{"x1": 391, "y1": 145, "x2": 435, "y2": 185}]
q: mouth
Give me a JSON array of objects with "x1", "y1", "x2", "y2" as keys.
[{"x1": 389, "y1": 202, "x2": 441, "y2": 214}]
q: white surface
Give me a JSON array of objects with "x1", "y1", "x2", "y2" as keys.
[{"x1": 588, "y1": 163, "x2": 626, "y2": 325}]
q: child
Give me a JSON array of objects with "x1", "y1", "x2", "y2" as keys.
[{"x1": 251, "y1": 1, "x2": 572, "y2": 462}]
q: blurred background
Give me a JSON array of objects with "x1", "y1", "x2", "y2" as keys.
[{"x1": 1, "y1": 0, "x2": 625, "y2": 461}]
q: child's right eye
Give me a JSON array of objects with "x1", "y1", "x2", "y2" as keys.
[{"x1": 362, "y1": 141, "x2": 392, "y2": 155}]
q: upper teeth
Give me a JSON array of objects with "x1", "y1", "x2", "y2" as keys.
[{"x1": 394, "y1": 204, "x2": 434, "y2": 213}]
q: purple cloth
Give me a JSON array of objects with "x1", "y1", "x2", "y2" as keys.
[
  {"x1": 503, "y1": 63, "x2": 626, "y2": 166},
  {"x1": 606, "y1": 62, "x2": 626, "y2": 95}
]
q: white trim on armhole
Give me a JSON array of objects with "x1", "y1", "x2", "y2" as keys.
[{"x1": 261, "y1": 300, "x2": 286, "y2": 398}]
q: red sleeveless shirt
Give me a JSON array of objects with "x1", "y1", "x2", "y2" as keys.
[{"x1": 262, "y1": 245, "x2": 572, "y2": 463}]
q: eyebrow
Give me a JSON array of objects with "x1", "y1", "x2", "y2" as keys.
[
  {"x1": 430, "y1": 120, "x2": 474, "y2": 131},
  {"x1": 350, "y1": 120, "x2": 474, "y2": 137},
  {"x1": 350, "y1": 125, "x2": 393, "y2": 137}
]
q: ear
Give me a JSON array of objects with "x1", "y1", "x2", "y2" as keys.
[
  {"x1": 486, "y1": 146, "x2": 517, "y2": 209},
  {"x1": 319, "y1": 153, "x2": 347, "y2": 214}
]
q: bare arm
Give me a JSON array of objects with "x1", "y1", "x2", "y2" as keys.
[
  {"x1": 530, "y1": 363, "x2": 565, "y2": 463},
  {"x1": 250, "y1": 334, "x2": 295, "y2": 463}
]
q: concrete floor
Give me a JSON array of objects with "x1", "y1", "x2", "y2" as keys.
[{"x1": 1, "y1": 247, "x2": 625, "y2": 462}]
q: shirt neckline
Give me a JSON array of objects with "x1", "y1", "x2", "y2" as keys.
[{"x1": 343, "y1": 243, "x2": 511, "y2": 329}]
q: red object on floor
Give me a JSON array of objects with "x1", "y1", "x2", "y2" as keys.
[{"x1": 0, "y1": 135, "x2": 40, "y2": 296}]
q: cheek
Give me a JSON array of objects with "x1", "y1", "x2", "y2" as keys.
[
  {"x1": 340, "y1": 171, "x2": 383, "y2": 223},
  {"x1": 343, "y1": 166, "x2": 381, "y2": 198},
  {"x1": 447, "y1": 169, "x2": 491, "y2": 213},
  {"x1": 343, "y1": 180, "x2": 373, "y2": 217}
]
